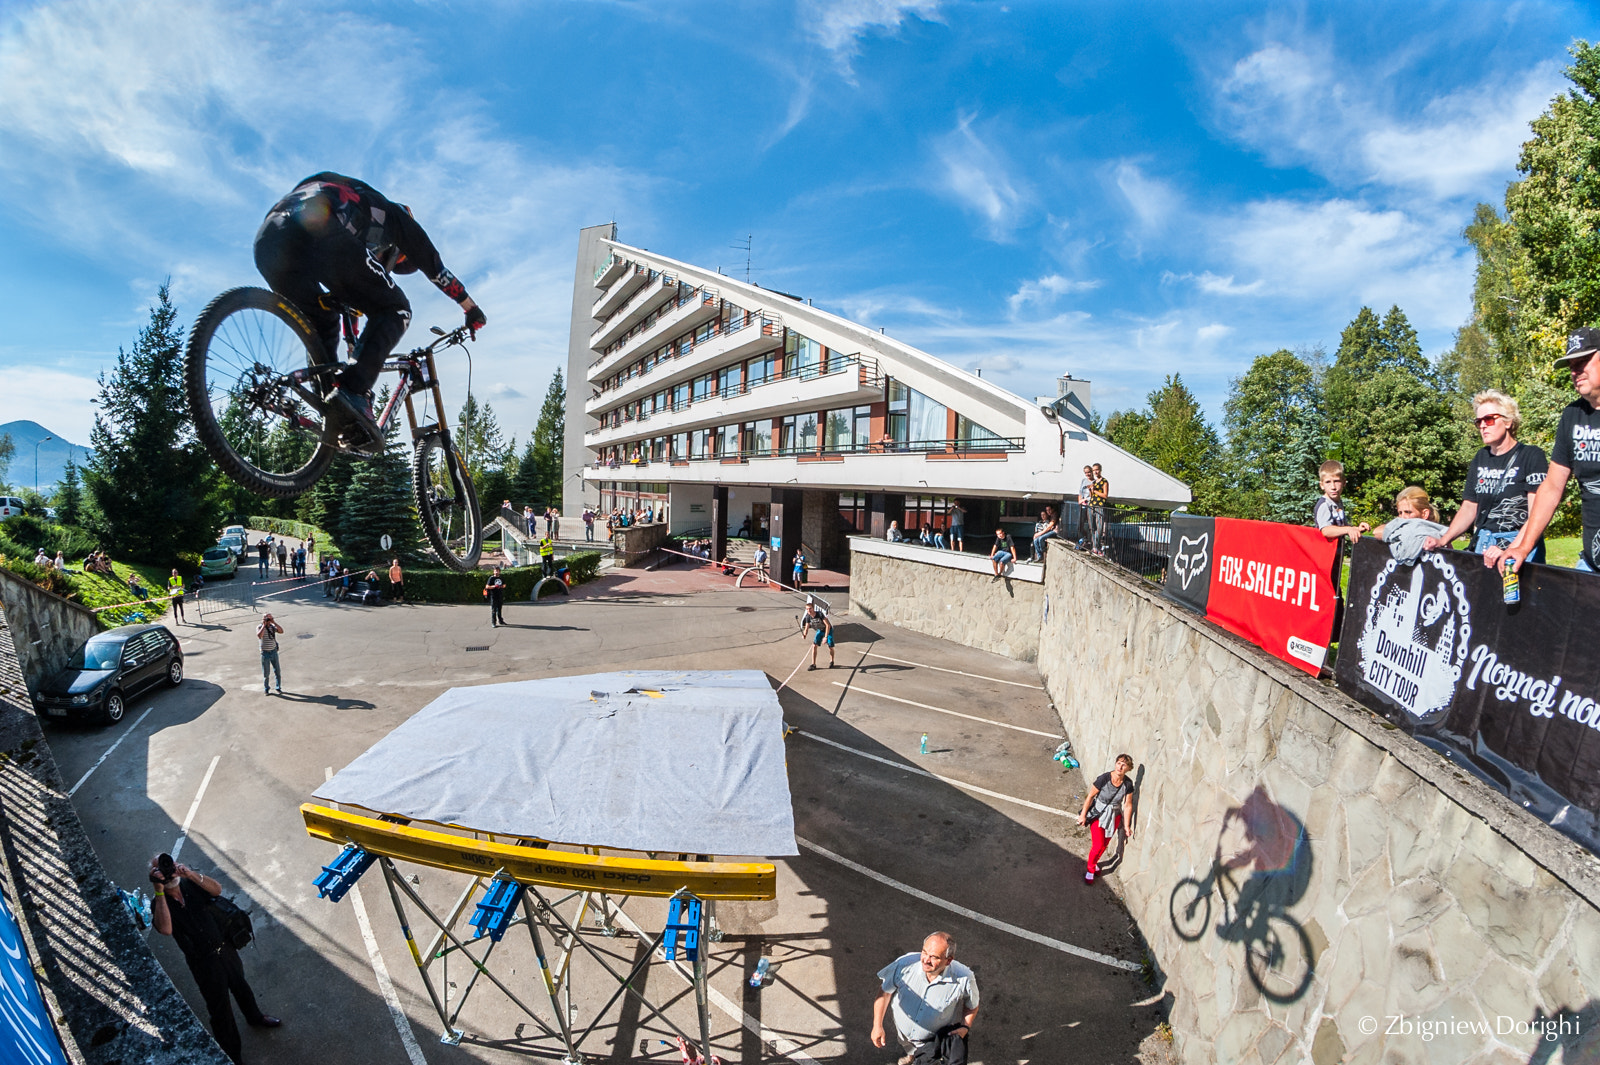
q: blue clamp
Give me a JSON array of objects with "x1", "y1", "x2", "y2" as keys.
[
  {"x1": 662, "y1": 895, "x2": 702, "y2": 961},
  {"x1": 313, "y1": 844, "x2": 375, "y2": 903},
  {"x1": 469, "y1": 878, "x2": 524, "y2": 942}
]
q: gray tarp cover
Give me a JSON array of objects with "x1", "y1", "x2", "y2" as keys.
[{"x1": 313, "y1": 670, "x2": 797, "y2": 856}]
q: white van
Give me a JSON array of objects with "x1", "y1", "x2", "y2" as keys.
[{"x1": 0, "y1": 497, "x2": 27, "y2": 519}]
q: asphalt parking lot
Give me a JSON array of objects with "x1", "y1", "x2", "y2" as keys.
[{"x1": 44, "y1": 567, "x2": 1171, "y2": 1064}]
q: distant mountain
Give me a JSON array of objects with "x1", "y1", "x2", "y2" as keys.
[{"x1": 0, "y1": 422, "x2": 91, "y2": 493}]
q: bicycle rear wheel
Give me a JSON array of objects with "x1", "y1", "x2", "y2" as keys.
[
  {"x1": 185, "y1": 287, "x2": 338, "y2": 498},
  {"x1": 413, "y1": 432, "x2": 482, "y2": 572},
  {"x1": 1168, "y1": 877, "x2": 1212, "y2": 942}
]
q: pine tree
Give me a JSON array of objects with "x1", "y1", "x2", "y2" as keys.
[
  {"x1": 531, "y1": 370, "x2": 565, "y2": 508},
  {"x1": 0, "y1": 433, "x2": 13, "y2": 492},
  {"x1": 1224, "y1": 349, "x2": 1327, "y2": 522},
  {"x1": 337, "y1": 414, "x2": 421, "y2": 567},
  {"x1": 1103, "y1": 376, "x2": 1225, "y2": 514},
  {"x1": 1326, "y1": 304, "x2": 1440, "y2": 502},
  {"x1": 305, "y1": 454, "x2": 358, "y2": 541},
  {"x1": 53, "y1": 459, "x2": 83, "y2": 527},
  {"x1": 83, "y1": 284, "x2": 222, "y2": 561},
  {"x1": 507, "y1": 439, "x2": 542, "y2": 509}
]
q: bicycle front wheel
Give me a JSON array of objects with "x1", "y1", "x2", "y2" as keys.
[
  {"x1": 1246, "y1": 914, "x2": 1315, "y2": 1003},
  {"x1": 185, "y1": 287, "x2": 338, "y2": 498},
  {"x1": 413, "y1": 432, "x2": 482, "y2": 572}
]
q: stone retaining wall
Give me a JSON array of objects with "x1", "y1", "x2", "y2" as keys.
[
  {"x1": 0, "y1": 599, "x2": 229, "y2": 1063},
  {"x1": 1038, "y1": 544, "x2": 1600, "y2": 1064},
  {"x1": 612, "y1": 521, "x2": 670, "y2": 567},
  {"x1": 848, "y1": 538, "x2": 1043, "y2": 661},
  {"x1": 0, "y1": 568, "x2": 99, "y2": 697}
]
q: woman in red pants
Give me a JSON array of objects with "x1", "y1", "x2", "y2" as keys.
[{"x1": 1078, "y1": 754, "x2": 1136, "y2": 884}]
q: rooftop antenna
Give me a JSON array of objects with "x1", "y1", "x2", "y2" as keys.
[{"x1": 731, "y1": 234, "x2": 753, "y2": 283}]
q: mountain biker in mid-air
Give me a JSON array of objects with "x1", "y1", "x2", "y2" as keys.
[{"x1": 252, "y1": 172, "x2": 487, "y2": 445}]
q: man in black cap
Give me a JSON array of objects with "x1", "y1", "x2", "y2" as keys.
[{"x1": 1495, "y1": 327, "x2": 1600, "y2": 574}]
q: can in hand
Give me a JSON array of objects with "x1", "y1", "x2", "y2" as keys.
[{"x1": 1503, "y1": 559, "x2": 1520, "y2": 604}]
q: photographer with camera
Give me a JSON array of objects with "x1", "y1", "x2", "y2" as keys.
[{"x1": 149, "y1": 852, "x2": 280, "y2": 1063}]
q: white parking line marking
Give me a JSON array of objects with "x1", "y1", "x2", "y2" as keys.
[
  {"x1": 170, "y1": 754, "x2": 219, "y2": 861},
  {"x1": 832, "y1": 683, "x2": 1063, "y2": 738},
  {"x1": 862, "y1": 652, "x2": 1042, "y2": 688},
  {"x1": 795, "y1": 837, "x2": 1142, "y2": 973},
  {"x1": 606, "y1": 907, "x2": 827, "y2": 1062},
  {"x1": 792, "y1": 730, "x2": 1072, "y2": 817},
  {"x1": 327, "y1": 767, "x2": 428, "y2": 1065},
  {"x1": 67, "y1": 705, "x2": 155, "y2": 796}
]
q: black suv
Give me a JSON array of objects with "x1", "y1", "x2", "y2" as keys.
[{"x1": 34, "y1": 624, "x2": 183, "y2": 725}]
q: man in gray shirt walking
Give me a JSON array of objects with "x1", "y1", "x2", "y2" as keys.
[{"x1": 871, "y1": 931, "x2": 979, "y2": 1063}]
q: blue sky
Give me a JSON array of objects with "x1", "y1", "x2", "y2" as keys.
[{"x1": 0, "y1": 0, "x2": 1594, "y2": 452}]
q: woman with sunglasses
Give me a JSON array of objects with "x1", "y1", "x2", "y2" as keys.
[{"x1": 1423, "y1": 389, "x2": 1548, "y2": 562}]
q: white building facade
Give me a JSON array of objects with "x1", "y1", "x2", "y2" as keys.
[{"x1": 562, "y1": 224, "x2": 1189, "y2": 570}]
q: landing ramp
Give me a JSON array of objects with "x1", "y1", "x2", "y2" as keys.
[{"x1": 313, "y1": 669, "x2": 797, "y2": 857}]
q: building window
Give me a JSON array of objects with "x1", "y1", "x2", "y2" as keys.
[
  {"x1": 886, "y1": 379, "x2": 949, "y2": 446},
  {"x1": 673, "y1": 382, "x2": 690, "y2": 410},
  {"x1": 717, "y1": 364, "x2": 741, "y2": 397},
  {"x1": 747, "y1": 420, "x2": 772, "y2": 455},
  {"x1": 839, "y1": 492, "x2": 868, "y2": 533},
  {"x1": 955, "y1": 413, "x2": 1005, "y2": 448},
  {"x1": 672, "y1": 432, "x2": 688, "y2": 459},
  {"x1": 747, "y1": 352, "x2": 774, "y2": 387},
  {"x1": 717, "y1": 424, "x2": 740, "y2": 457},
  {"x1": 692, "y1": 427, "x2": 713, "y2": 458},
  {"x1": 824, "y1": 405, "x2": 873, "y2": 452},
  {"x1": 693, "y1": 373, "x2": 714, "y2": 402},
  {"x1": 784, "y1": 331, "x2": 822, "y2": 378}
]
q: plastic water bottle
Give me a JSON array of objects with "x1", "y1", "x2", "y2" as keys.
[
  {"x1": 920, "y1": 733, "x2": 928, "y2": 755},
  {"x1": 1503, "y1": 559, "x2": 1520, "y2": 604},
  {"x1": 750, "y1": 958, "x2": 770, "y2": 988}
]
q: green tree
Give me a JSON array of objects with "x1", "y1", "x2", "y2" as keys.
[
  {"x1": 0, "y1": 432, "x2": 13, "y2": 491},
  {"x1": 82, "y1": 284, "x2": 222, "y2": 561},
  {"x1": 530, "y1": 370, "x2": 566, "y2": 507},
  {"x1": 1223, "y1": 349, "x2": 1327, "y2": 523},
  {"x1": 507, "y1": 439, "x2": 543, "y2": 509},
  {"x1": 305, "y1": 454, "x2": 358, "y2": 544},
  {"x1": 1345, "y1": 370, "x2": 1474, "y2": 519},
  {"x1": 457, "y1": 392, "x2": 513, "y2": 505},
  {"x1": 1325, "y1": 305, "x2": 1438, "y2": 497},
  {"x1": 1506, "y1": 40, "x2": 1600, "y2": 339},
  {"x1": 1104, "y1": 375, "x2": 1225, "y2": 514},
  {"x1": 52, "y1": 459, "x2": 83, "y2": 527},
  {"x1": 336, "y1": 412, "x2": 421, "y2": 567}
]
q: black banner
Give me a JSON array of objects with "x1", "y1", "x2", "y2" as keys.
[
  {"x1": 1165, "y1": 514, "x2": 1215, "y2": 615},
  {"x1": 1335, "y1": 538, "x2": 1600, "y2": 852}
]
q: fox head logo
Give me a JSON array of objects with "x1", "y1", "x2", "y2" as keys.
[{"x1": 1173, "y1": 534, "x2": 1210, "y2": 590}]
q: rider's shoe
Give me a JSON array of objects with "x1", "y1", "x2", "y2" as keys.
[{"x1": 329, "y1": 385, "x2": 381, "y2": 446}]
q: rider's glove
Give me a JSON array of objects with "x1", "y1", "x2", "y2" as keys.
[{"x1": 464, "y1": 304, "x2": 487, "y2": 336}]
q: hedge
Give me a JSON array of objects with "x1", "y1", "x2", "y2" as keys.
[
  {"x1": 245, "y1": 516, "x2": 328, "y2": 543},
  {"x1": 398, "y1": 550, "x2": 603, "y2": 603}
]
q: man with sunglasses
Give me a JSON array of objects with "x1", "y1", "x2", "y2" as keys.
[{"x1": 1497, "y1": 328, "x2": 1600, "y2": 575}]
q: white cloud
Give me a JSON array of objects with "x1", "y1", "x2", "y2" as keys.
[
  {"x1": 1212, "y1": 39, "x2": 1559, "y2": 199},
  {"x1": 0, "y1": 368, "x2": 104, "y2": 445},
  {"x1": 1162, "y1": 271, "x2": 1265, "y2": 296},
  {"x1": 1007, "y1": 274, "x2": 1102, "y2": 314},
  {"x1": 801, "y1": 0, "x2": 942, "y2": 64},
  {"x1": 934, "y1": 114, "x2": 1032, "y2": 240},
  {"x1": 0, "y1": 0, "x2": 651, "y2": 440},
  {"x1": 488, "y1": 383, "x2": 526, "y2": 400},
  {"x1": 1196, "y1": 323, "x2": 1233, "y2": 343},
  {"x1": 1113, "y1": 161, "x2": 1179, "y2": 233}
]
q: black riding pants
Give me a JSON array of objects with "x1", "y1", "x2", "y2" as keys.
[
  {"x1": 184, "y1": 945, "x2": 265, "y2": 1064},
  {"x1": 254, "y1": 198, "x2": 412, "y2": 395}
]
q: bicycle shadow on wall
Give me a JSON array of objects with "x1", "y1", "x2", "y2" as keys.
[{"x1": 1168, "y1": 786, "x2": 1317, "y2": 1004}]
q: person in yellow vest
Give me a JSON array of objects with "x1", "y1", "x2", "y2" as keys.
[
  {"x1": 539, "y1": 536, "x2": 556, "y2": 578},
  {"x1": 168, "y1": 569, "x2": 187, "y2": 625}
]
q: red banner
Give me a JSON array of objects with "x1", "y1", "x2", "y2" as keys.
[{"x1": 1204, "y1": 517, "x2": 1340, "y2": 675}]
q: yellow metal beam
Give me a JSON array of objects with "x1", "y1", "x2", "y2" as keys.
[{"x1": 301, "y1": 805, "x2": 777, "y2": 901}]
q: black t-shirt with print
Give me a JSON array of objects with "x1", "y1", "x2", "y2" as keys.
[
  {"x1": 1552, "y1": 400, "x2": 1600, "y2": 534},
  {"x1": 1462, "y1": 442, "x2": 1548, "y2": 534},
  {"x1": 1090, "y1": 772, "x2": 1135, "y2": 817}
]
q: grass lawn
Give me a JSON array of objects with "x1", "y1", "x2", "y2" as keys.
[
  {"x1": 1544, "y1": 536, "x2": 1580, "y2": 569},
  {"x1": 64, "y1": 559, "x2": 175, "y2": 628}
]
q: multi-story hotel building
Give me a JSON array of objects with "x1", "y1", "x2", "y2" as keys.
[{"x1": 563, "y1": 223, "x2": 1188, "y2": 572}]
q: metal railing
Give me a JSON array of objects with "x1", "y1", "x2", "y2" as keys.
[
  {"x1": 589, "y1": 431, "x2": 1024, "y2": 467},
  {"x1": 586, "y1": 354, "x2": 882, "y2": 439},
  {"x1": 591, "y1": 307, "x2": 780, "y2": 385},
  {"x1": 590, "y1": 270, "x2": 673, "y2": 343}
]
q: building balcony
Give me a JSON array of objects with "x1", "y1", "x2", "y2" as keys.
[
  {"x1": 592, "y1": 261, "x2": 651, "y2": 320},
  {"x1": 593, "y1": 253, "x2": 627, "y2": 290},
  {"x1": 590, "y1": 272, "x2": 679, "y2": 349},
  {"x1": 585, "y1": 287, "x2": 723, "y2": 384},
  {"x1": 584, "y1": 356, "x2": 884, "y2": 447},
  {"x1": 585, "y1": 312, "x2": 783, "y2": 411}
]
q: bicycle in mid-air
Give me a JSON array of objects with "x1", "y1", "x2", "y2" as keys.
[{"x1": 184, "y1": 287, "x2": 483, "y2": 571}]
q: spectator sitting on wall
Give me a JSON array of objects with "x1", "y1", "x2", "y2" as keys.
[
  {"x1": 1370, "y1": 486, "x2": 1447, "y2": 564},
  {"x1": 887, "y1": 520, "x2": 905, "y2": 543},
  {"x1": 919, "y1": 524, "x2": 934, "y2": 547},
  {"x1": 989, "y1": 528, "x2": 1015, "y2": 581},
  {"x1": 1032, "y1": 506, "x2": 1059, "y2": 561}
]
